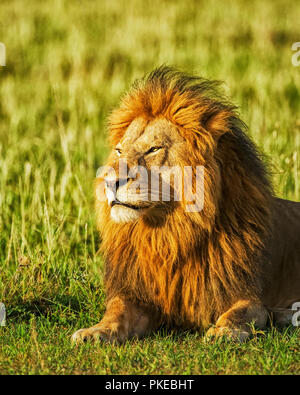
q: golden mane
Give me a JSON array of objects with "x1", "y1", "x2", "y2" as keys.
[{"x1": 96, "y1": 66, "x2": 273, "y2": 330}]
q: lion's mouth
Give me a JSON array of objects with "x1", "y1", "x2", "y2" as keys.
[{"x1": 111, "y1": 199, "x2": 143, "y2": 210}]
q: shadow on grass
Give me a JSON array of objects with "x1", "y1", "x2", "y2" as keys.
[{"x1": 5, "y1": 295, "x2": 84, "y2": 323}]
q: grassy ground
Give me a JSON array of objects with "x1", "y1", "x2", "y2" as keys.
[{"x1": 0, "y1": 0, "x2": 299, "y2": 375}]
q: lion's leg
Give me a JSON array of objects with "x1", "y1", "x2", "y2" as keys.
[
  {"x1": 206, "y1": 300, "x2": 268, "y2": 342},
  {"x1": 71, "y1": 296, "x2": 160, "y2": 344}
]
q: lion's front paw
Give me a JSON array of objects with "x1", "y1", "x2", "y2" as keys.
[
  {"x1": 71, "y1": 323, "x2": 128, "y2": 344},
  {"x1": 205, "y1": 326, "x2": 250, "y2": 343}
]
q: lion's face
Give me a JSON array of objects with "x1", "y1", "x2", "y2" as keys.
[{"x1": 102, "y1": 117, "x2": 188, "y2": 223}]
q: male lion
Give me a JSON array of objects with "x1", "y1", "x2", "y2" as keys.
[{"x1": 72, "y1": 67, "x2": 300, "y2": 343}]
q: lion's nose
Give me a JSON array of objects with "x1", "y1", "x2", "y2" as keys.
[
  {"x1": 104, "y1": 178, "x2": 117, "y2": 206},
  {"x1": 104, "y1": 177, "x2": 132, "y2": 207},
  {"x1": 105, "y1": 178, "x2": 132, "y2": 191},
  {"x1": 105, "y1": 179, "x2": 118, "y2": 191}
]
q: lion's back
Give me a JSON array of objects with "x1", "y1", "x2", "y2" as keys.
[{"x1": 262, "y1": 197, "x2": 300, "y2": 308}]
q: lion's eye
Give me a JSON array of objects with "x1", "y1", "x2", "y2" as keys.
[
  {"x1": 115, "y1": 148, "x2": 122, "y2": 156},
  {"x1": 145, "y1": 147, "x2": 162, "y2": 155}
]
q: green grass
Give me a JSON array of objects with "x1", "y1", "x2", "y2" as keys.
[{"x1": 0, "y1": 0, "x2": 299, "y2": 375}]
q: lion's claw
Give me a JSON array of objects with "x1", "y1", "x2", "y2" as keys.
[
  {"x1": 205, "y1": 326, "x2": 250, "y2": 343},
  {"x1": 71, "y1": 325, "x2": 125, "y2": 344}
]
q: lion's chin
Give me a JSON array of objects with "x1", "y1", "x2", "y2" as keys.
[{"x1": 110, "y1": 205, "x2": 144, "y2": 223}]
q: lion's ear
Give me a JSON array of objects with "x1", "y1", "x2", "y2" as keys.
[{"x1": 204, "y1": 110, "x2": 233, "y2": 139}]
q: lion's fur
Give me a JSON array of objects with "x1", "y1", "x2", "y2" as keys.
[{"x1": 96, "y1": 67, "x2": 275, "y2": 329}]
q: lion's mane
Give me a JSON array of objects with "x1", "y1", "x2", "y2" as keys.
[{"x1": 96, "y1": 67, "x2": 273, "y2": 329}]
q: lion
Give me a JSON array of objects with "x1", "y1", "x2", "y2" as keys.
[{"x1": 72, "y1": 66, "x2": 300, "y2": 343}]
